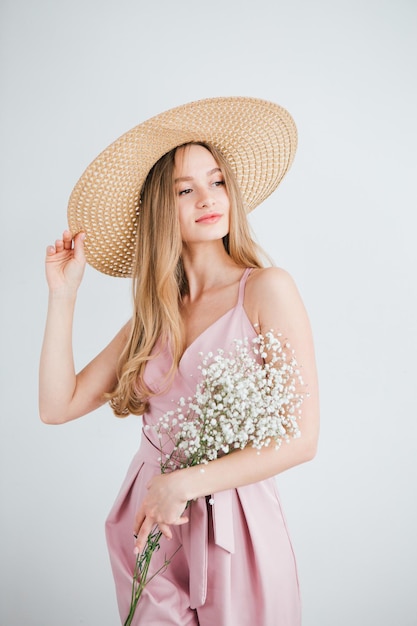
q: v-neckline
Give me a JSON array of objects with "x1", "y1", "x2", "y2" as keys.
[{"x1": 179, "y1": 305, "x2": 238, "y2": 364}]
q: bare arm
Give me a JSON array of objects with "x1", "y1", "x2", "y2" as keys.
[
  {"x1": 134, "y1": 267, "x2": 320, "y2": 550},
  {"x1": 39, "y1": 230, "x2": 128, "y2": 424}
]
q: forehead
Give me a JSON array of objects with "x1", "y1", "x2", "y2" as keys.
[{"x1": 174, "y1": 144, "x2": 219, "y2": 176}]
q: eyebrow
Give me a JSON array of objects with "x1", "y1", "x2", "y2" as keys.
[{"x1": 174, "y1": 167, "x2": 222, "y2": 183}]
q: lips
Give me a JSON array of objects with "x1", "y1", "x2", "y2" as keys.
[{"x1": 195, "y1": 212, "x2": 223, "y2": 223}]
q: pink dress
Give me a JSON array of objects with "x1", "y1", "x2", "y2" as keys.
[{"x1": 105, "y1": 269, "x2": 301, "y2": 625}]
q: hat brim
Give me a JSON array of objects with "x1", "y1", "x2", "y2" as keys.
[{"x1": 67, "y1": 96, "x2": 297, "y2": 277}]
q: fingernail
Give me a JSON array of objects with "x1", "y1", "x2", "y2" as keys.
[{"x1": 133, "y1": 546, "x2": 139, "y2": 555}]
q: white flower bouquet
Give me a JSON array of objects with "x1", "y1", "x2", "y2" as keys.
[{"x1": 124, "y1": 330, "x2": 306, "y2": 625}]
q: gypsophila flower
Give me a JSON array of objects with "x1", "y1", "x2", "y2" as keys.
[{"x1": 153, "y1": 332, "x2": 305, "y2": 472}]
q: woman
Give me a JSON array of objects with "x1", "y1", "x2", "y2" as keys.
[{"x1": 39, "y1": 97, "x2": 319, "y2": 625}]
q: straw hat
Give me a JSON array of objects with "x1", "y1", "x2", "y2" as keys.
[{"x1": 67, "y1": 96, "x2": 297, "y2": 277}]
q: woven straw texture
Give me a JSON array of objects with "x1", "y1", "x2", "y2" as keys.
[{"x1": 67, "y1": 96, "x2": 297, "y2": 277}]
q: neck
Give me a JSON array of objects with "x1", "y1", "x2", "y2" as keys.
[{"x1": 181, "y1": 241, "x2": 241, "y2": 300}]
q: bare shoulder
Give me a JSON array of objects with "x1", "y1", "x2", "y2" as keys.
[
  {"x1": 245, "y1": 266, "x2": 308, "y2": 332},
  {"x1": 247, "y1": 267, "x2": 300, "y2": 308},
  {"x1": 247, "y1": 266, "x2": 300, "y2": 302}
]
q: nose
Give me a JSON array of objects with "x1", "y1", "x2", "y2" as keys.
[{"x1": 196, "y1": 190, "x2": 214, "y2": 209}]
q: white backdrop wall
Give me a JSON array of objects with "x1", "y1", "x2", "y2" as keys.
[{"x1": 1, "y1": 0, "x2": 416, "y2": 624}]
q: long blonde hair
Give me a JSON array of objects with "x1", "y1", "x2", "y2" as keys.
[{"x1": 108, "y1": 142, "x2": 267, "y2": 417}]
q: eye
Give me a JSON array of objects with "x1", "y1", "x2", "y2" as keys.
[
  {"x1": 212, "y1": 180, "x2": 225, "y2": 188},
  {"x1": 178, "y1": 188, "x2": 193, "y2": 196}
]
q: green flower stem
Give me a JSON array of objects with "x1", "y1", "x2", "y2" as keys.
[{"x1": 123, "y1": 527, "x2": 182, "y2": 626}]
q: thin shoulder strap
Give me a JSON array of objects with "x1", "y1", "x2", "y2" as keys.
[{"x1": 237, "y1": 268, "x2": 253, "y2": 305}]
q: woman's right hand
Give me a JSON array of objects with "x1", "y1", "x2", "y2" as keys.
[{"x1": 45, "y1": 230, "x2": 86, "y2": 292}]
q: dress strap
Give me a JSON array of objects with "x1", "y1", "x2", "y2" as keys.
[{"x1": 237, "y1": 267, "x2": 253, "y2": 305}]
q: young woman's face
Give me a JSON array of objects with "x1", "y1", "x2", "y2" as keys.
[{"x1": 173, "y1": 144, "x2": 230, "y2": 244}]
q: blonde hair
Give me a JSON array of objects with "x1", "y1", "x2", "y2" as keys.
[{"x1": 108, "y1": 142, "x2": 267, "y2": 417}]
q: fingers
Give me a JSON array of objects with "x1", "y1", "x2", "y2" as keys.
[
  {"x1": 134, "y1": 517, "x2": 166, "y2": 554},
  {"x1": 133, "y1": 511, "x2": 145, "y2": 541},
  {"x1": 133, "y1": 513, "x2": 189, "y2": 554},
  {"x1": 133, "y1": 510, "x2": 149, "y2": 552},
  {"x1": 73, "y1": 231, "x2": 86, "y2": 262},
  {"x1": 54, "y1": 231, "x2": 71, "y2": 253},
  {"x1": 172, "y1": 514, "x2": 189, "y2": 526},
  {"x1": 62, "y1": 230, "x2": 73, "y2": 251},
  {"x1": 157, "y1": 522, "x2": 173, "y2": 541},
  {"x1": 46, "y1": 230, "x2": 85, "y2": 258}
]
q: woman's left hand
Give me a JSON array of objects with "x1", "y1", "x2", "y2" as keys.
[{"x1": 133, "y1": 472, "x2": 189, "y2": 553}]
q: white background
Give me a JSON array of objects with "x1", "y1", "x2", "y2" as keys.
[{"x1": 1, "y1": 0, "x2": 416, "y2": 624}]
